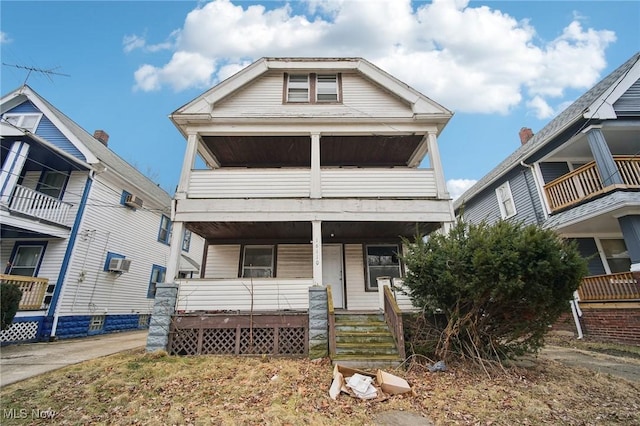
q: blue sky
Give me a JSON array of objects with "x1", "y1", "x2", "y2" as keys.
[{"x1": 1, "y1": 0, "x2": 638, "y2": 198}]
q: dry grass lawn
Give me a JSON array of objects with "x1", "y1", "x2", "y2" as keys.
[{"x1": 1, "y1": 348, "x2": 639, "y2": 425}]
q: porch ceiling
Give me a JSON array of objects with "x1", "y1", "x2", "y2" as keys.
[
  {"x1": 187, "y1": 221, "x2": 439, "y2": 243},
  {"x1": 199, "y1": 134, "x2": 423, "y2": 167}
]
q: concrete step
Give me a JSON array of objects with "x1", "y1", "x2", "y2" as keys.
[
  {"x1": 331, "y1": 354, "x2": 403, "y2": 370},
  {"x1": 335, "y1": 331, "x2": 396, "y2": 345},
  {"x1": 335, "y1": 342, "x2": 398, "y2": 356}
]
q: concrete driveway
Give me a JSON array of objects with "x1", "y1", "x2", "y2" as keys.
[{"x1": 0, "y1": 330, "x2": 148, "y2": 387}]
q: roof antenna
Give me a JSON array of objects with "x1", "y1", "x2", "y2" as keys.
[{"x1": 2, "y1": 63, "x2": 70, "y2": 89}]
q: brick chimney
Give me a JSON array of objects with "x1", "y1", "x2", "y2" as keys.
[
  {"x1": 93, "y1": 130, "x2": 109, "y2": 146},
  {"x1": 519, "y1": 127, "x2": 534, "y2": 145}
]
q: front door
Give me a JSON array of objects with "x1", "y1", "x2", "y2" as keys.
[{"x1": 322, "y1": 244, "x2": 344, "y2": 308}]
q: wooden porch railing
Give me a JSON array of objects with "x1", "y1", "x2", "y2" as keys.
[
  {"x1": 327, "y1": 285, "x2": 337, "y2": 357},
  {"x1": 544, "y1": 156, "x2": 640, "y2": 212},
  {"x1": 577, "y1": 272, "x2": 639, "y2": 301},
  {"x1": 9, "y1": 185, "x2": 72, "y2": 226},
  {"x1": 0, "y1": 274, "x2": 49, "y2": 310},
  {"x1": 383, "y1": 285, "x2": 406, "y2": 360}
]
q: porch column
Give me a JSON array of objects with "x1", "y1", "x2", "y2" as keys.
[
  {"x1": 618, "y1": 215, "x2": 640, "y2": 275},
  {"x1": 427, "y1": 131, "x2": 449, "y2": 199},
  {"x1": 584, "y1": 126, "x2": 623, "y2": 186},
  {"x1": 146, "y1": 283, "x2": 178, "y2": 353},
  {"x1": 166, "y1": 221, "x2": 184, "y2": 282},
  {"x1": 310, "y1": 133, "x2": 321, "y2": 199},
  {"x1": 175, "y1": 132, "x2": 200, "y2": 200},
  {"x1": 0, "y1": 140, "x2": 29, "y2": 204},
  {"x1": 312, "y1": 220, "x2": 323, "y2": 286}
]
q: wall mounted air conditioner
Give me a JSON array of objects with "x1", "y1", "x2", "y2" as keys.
[
  {"x1": 125, "y1": 194, "x2": 143, "y2": 209},
  {"x1": 108, "y1": 258, "x2": 132, "y2": 273}
]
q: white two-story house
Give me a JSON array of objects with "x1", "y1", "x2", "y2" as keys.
[
  {"x1": 454, "y1": 52, "x2": 640, "y2": 345},
  {"x1": 1, "y1": 85, "x2": 203, "y2": 344},
  {"x1": 151, "y1": 57, "x2": 454, "y2": 362}
]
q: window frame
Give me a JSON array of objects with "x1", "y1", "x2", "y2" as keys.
[
  {"x1": 599, "y1": 238, "x2": 631, "y2": 274},
  {"x1": 182, "y1": 229, "x2": 192, "y2": 252},
  {"x1": 158, "y1": 215, "x2": 172, "y2": 245},
  {"x1": 286, "y1": 74, "x2": 310, "y2": 103},
  {"x1": 364, "y1": 244, "x2": 402, "y2": 292},
  {"x1": 3, "y1": 113, "x2": 43, "y2": 132},
  {"x1": 241, "y1": 245, "x2": 275, "y2": 278},
  {"x1": 284, "y1": 73, "x2": 341, "y2": 104},
  {"x1": 495, "y1": 181, "x2": 517, "y2": 219},
  {"x1": 6, "y1": 242, "x2": 48, "y2": 277},
  {"x1": 316, "y1": 74, "x2": 339, "y2": 102},
  {"x1": 147, "y1": 264, "x2": 167, "y2": 298},
  {"x1": 36, "y1": 170, "x2": 69, "y2": 199}
]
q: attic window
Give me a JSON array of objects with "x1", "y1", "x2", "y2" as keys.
[
  {"x1": 316, "y1": 74, "x2": 338, "y2": 102},
  {"x1": 287, "y1": 74, "x2": 309, "y2": 102},
  {"x1": 3, "y1": 113, "x2": 42, "y2": 132}
]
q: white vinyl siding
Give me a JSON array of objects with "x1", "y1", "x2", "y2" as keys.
[
  {"x1": 212, "y1": 72, "x2": 412, "y2": 118},
  {"x1": 344, "y1": 244, "x2": 378, "y2": 310},
  {"x1": 55, "y1": 175, "x2": 170, "y2": 316},
  {"x1": 276, "y1": 244, "x2": 313, "y2": 278},
  {"x1": 204, "y1": 245, "x2": 241, "y2": 278},
  {"x1": 189, "y1": 169, "x2": 310, "y2": 198},
  {"x1": 321, "y1": 169, "x2": 436, "y2": 198}
]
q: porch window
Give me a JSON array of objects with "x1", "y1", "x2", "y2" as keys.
[
  {"x1": 158, "y1": 215, "x2": 171, "y2": 244},
  {"x1": 287, "y1": 74, "x2": 309, "y2": 102},
  {"x1": 147, "y1": 264, "x2": 166, "y2": 298},
  {"x1": 316, "y1": 74, "x2": 338, "y2": 102},
  {"x1": 495, "y1": 181, "x2": 516, "y2": 219},
  {"x1": 3, "y1": 113, "x2": 42, "y2": 132},
  {"x1": 365, "y1": 245, "x2": 401, "y2": 291},
  {"x1": 600, "y1": 239, "x2": 631, "y2": 273},
  {"x1": 37, "y1": 171, "x2": 68, "y2": 199},
  {"x1": 182, "y1": 229, "x2": 192, "y2": 252},
  {"x1": 242, "y1": 245, "x2": 274, "y2": 278},
  {"x1": 7, "y1": 243, "x2": 46, "y2": 276}
]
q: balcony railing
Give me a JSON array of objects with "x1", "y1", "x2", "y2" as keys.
[
  {"x1": 8, "y1": 185, "x2": 72, "y2": 226},
  {"x1": 0, "y1": 274, "x2": 49, "y2": 310},
  {"x1": 544, "y1": 156, "x2": 640, "y2": 213},
  {"x1": 577, "y1": 272, "x2": 639, "y2": 302}
]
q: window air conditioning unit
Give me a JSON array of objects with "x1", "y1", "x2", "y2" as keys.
[
  {"x1": 108, "y1": 258, "x2": 132, "y2": 273},
  {"x1": 125, "y1": 194, "x2": 143, "y2": 209}
]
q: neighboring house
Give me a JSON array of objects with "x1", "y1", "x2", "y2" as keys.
[
  {"x1": 454, "y1": 52, "x2": 640, "y2": 345},
  {"x1": 148, "y1": 57, "x2": 455, "y2": 363},
  {"x1": 0, "y1": 85, "x2": 204, "y2": 344}
]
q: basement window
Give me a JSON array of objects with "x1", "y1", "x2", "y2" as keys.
[{"x1": 88, "y1": 315, "x2": 105, "y2": 332}]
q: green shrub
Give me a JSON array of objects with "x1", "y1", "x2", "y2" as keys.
[
  {"x1": 1, "y1": 282, "x2": 23, "y2": 330},
  {"x1": 401, "y1": 220, "x2": 587, "y2": 361}
]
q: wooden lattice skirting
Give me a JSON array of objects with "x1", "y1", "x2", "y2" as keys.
[{"x1": 169, "y1": 313, "x2": 309, "y2": 356}]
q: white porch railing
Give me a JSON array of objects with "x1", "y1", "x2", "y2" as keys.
[
  {"x1": 175, "y1": 278, "x2": 313, "y2": 312},
  {"x1": 187, "y1": 167, "x2": 438, "y2": 199},
  {"x1": 8, "y1": 185, "x2": 72, "y2": 226}
]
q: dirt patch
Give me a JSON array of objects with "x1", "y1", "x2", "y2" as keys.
[{"x1": 539, "y1": 345, "x2": 640, "y2": 382}]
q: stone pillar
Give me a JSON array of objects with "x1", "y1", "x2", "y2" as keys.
[
  {"x1": 146, "y1": 283, "x2": 178, "y2": 353},
  {"x1": 308, "y1": 286, "x2": 328, "y2": 359}
]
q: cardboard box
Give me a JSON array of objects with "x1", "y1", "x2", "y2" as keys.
[{"x1": 376, "y1": 369, "x2": 411, "y2": 395}]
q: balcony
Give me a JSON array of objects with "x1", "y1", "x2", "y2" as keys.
[
  {"x1": 578, "y1": 272, "x2": 639, "y2": 302},
  {"x1": 544, "y1": 156, "x2": 640, "y2": 213},
  {"x1": 0, "y1": 274, "x2": 50, "y2": 310},
  {"x1": 8, "y1": 185, "x2": 72, "y2": 226},
  {"x1": 187, "y1": 168, "x2": 437, "y2": 199}
]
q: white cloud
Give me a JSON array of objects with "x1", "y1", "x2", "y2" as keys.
[
  {"x1": 0, "y1": 31, "x2": 11, "y2": 44},
  {"x1": 132, "y1": 0, "x2": 616, "y2": 117},
  {"x1": 527, "y1": 96, "x2": 555, "y2": 119},
  {"x1": 123, "y1": 31, "x2": 178, "y2": 54},
  {"x1": 447, "y1": 178, "x2": 477, "y2": 201},
  {"x1": 123, "y1": 34, "x2": 146, "y2": 53}
]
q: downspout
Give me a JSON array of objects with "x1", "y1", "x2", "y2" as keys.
[
  {"x1": 48, "y1": 169, "x2": 95, "y2": 339},
  {"x1": 570, "y1": 291, "x2": 584, "y2": 339}
]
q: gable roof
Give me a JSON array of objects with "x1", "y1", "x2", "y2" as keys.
[
  {"x1": 172, "y1": 57, "x2": 452, "y2": 121},
  {"x1": 1, "y1": 85, "x2": 171, "y2": 207},
  {"x1": 454, "y1": 52, "x2": 640, "y2": 210}
]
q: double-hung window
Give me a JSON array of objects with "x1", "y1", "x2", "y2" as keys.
[
  {"x1": 600, "y1": 239, "x2": 631, "y2": 273},
  {"x1": 316, "y1": 74, "x2": 338, "y2": 102},
  {"x1": 495, "y1": 181, "x2": 516, "y2": 219},
  {"x1": 8, "y1": 243, "x2": 46, "y2": 276},
  {"x1": 147, "y1": 265, "x2": 166, "y2": 298},
  {"x1": 3, "y1": 113, "x2": 42, "y2": 132},
  {"x1": 242, "y1": 245, "x2": 274, "y2": 278},
  {"x1": 158, "y1": 215, "x2": 171, "y2": 244},
  {"x1": 365, "y1": 245, "x2": 401, "y2": 291},
  {"x1": 287, "y1": 74, "x2": 309, "y2": 102}
]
